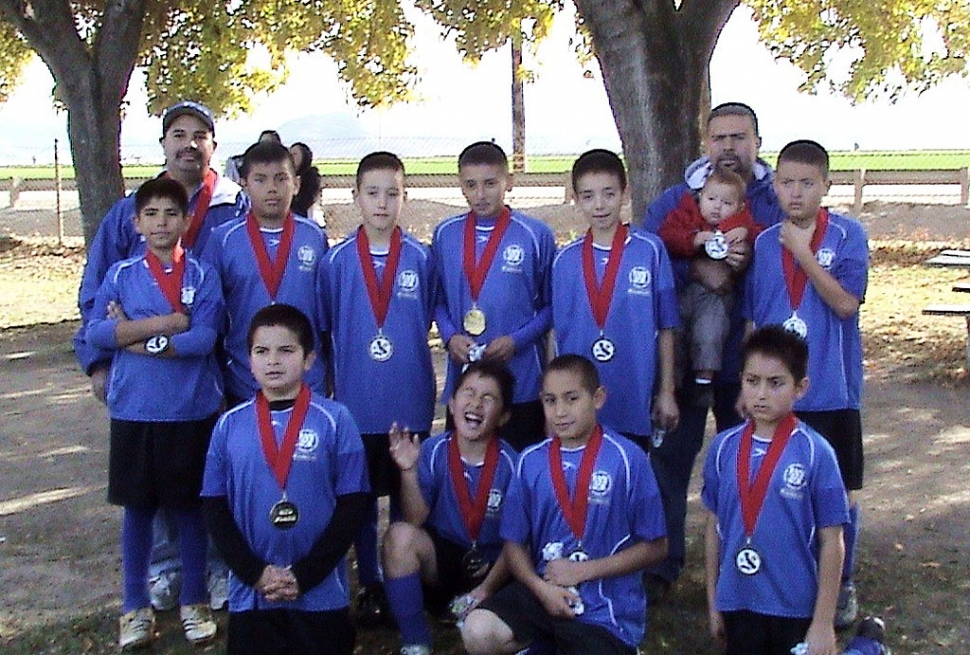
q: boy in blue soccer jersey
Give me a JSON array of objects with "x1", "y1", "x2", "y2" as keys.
[
  {"x1": 742, "y1": 140, "x2": 869, "y2": 629},
  {"x1": 201, "y1": 304, "x2": 369, "y2": 655},
  {"x1": 704, "y1": 326, "x2": 849, "y2": 655},
  {"x1": 552, "y1": 149, "x2": 679, "y2": 448},
  {"x1": 433, "y1": 141, "x2": 556, "y2": 452},
  {"x1": 318, "y1": 151, "x2": 437, "y2": 625},
  {"x1": 202, "y1": 141, "x2": 329, "y2": 407},
  {"x1": 381, "y1": 360, "x2": 518, "y2": 655},
  {"x1": 86, "y1": 178, "x2": 223, "y2": 650},
  {"x1": 461, "y1": 355, "x2": 668, "y2": 655}
]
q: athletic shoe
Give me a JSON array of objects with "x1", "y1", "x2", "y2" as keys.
[
  {"x1": 148, "y1": 570, "x2": 180, "y2": 612},
  {"x1": 207, "y1": 570, "x2": 229, "y2": 611},
  {"x1": 355, "y1": 584, "x2": 389, "y2": 628},
  {"x1": 180, "y1": 604, "x2": 217, "y2": 644},
  {"x1": 400, "y1": 645, "x2": 431, "y2": 655},
  {"x1": 119, "y1": 607, "x2": 154, "y2": 651},
  {"x1": 835, "y1": 580, "x2": 859, "y2": 630}
]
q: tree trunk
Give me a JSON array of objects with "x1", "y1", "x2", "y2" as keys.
[
  {"x1": 511, "y1": 34, "x2": 526, "y2": 174},
  {"x1": 573, "y1": 0, "x2": 739, "y2": 224},
  {"x1": 0, "y1": 0, "x2": 146, "y2": 246}
]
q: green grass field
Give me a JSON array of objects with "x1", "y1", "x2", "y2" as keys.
[{"x1": 3, "y1": 150, "x2": 970, "y2": 180}]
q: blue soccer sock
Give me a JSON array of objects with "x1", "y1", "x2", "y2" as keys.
[
  {"x1": 384, "y1": 572, "x2": 431, "y2": 647},
  {"x1": 121, "y1": 506, "x2": 156, "y2": 612},
  {"x1": 354, "y1": 498, "x2": 382, "y2": 587},
  {"x1": 843, "y1": 503, "x2": 860, "y2": 583},
  {"x1": 173, "y1": 508, "x2": 208, "y2": 606}
]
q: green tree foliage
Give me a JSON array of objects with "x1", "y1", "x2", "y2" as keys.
[{"x1": 0, "y1": 19, "x2": 29, "y2": 102}]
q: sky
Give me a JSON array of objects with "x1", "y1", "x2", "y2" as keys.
[{"x1": 1, "y1": 5, "x2": 969, "y2": 165}]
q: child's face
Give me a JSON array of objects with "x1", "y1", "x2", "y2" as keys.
[
  {"x1": 574, "y1": 171, "x2": 626, "y2": 234},
  {"x1": 740, "y1": 352, "x2": 808, "y2": 430},
  {"x1": 460, "y1": 163, "x2": 511, "y2": 219},
  {"x1": 773, "y1": 160, "x2": 830, "y2": 224},
  {"x1": 541, "y1": 369, "x2": 605, "y2": 445},
  {"x1": 134, "y1": 196, "x2": 188, "y2": 253},
  {"x1": 244, "y1": 160, "x2": 300, "y2": 223},
  {"x1": 698, "y1": 181, "x2": 742, "y2": 227},
  {"x1": 355, "y1": 168, "x2": 405, "y2": 236},
  {"x1": 448, "y1": 372, "x2": 509, "y2": 442},
  {"x1": 249, "y1": 325, "x2": 315, "y2": 400}
]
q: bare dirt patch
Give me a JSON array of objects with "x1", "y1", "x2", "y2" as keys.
[{"x1": 0, "y1": 202, "x2": 968, "y2": 653}]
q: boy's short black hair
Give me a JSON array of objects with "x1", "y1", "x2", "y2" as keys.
[
  {"x1": 544, "y1": 354, "x2": 601, "y2": 395},
  {"x1": 258, "y1": 129, "x2": 282, "y2": 144},
  {"x1": 356, "y1": 151, "x2": 405, "y2": 189},
  {"x1": 241, "y1": 141, "x2": 296, "y2": 179},
  {"x1": 742, "y1": 325, "x2": 809, "y2": 382},
  {"x1": 453, "y1": 360, "x2": 515, "y2": 413},
  {"x1": 135, "y1": 177, "x2": 189, "y2": 216},
  {"x1": 571, "y1": 148, "x2": 627, "y2": 192},
  {"x1": 777, "y1": 139, "x2": 830, "y2": 176},
  {"x1": 703, "y1": 168, "x2": 746, "y2": 202},
  {"x1": 246, "y1": 304, "x2": 314, "y2": 356},
  {"x1": 458, "y1": 141, "x2": 508, "y2": 171},
  {"x1": 708, "y1": 101, "x2": 760, "y2": 137}
]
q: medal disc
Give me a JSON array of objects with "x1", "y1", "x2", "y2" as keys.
[
  {"x1": 269, "y1": 500, "x2": 299, "y2": 529},
  {"x1": 705, "y1": 231, "x2": 730, "y2": 260},
  {"x1": 783, "y1": 313, "x2": 808, "y2": 339},
  {"x1": 462, "y1": 547, "x2": 490, "y2": 579},
  {"x1": 735, "y1": 546, "x2": 762, "y2": 575},
  {"x1": 368, "y1": 333, "x2": 393, "y2": 362},
  {"x1": 463, "y1": 308, "x2": 487, "y2": 337},
  {"x1": 567, "y1": 548, "x2": 589, "y2": 563},
  {"x1": 591, "y1": 337, "x2": 615, "y2": 363}
]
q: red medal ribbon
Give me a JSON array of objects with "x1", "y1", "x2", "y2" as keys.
[
  {"x1": 182, "y1": 169, "x2": 217, "y2": 249},
  {"x1": 581, "y1": 224, "x2": 629, "y2": 330},
  {"x1": 145, "y1": 245, "x2": 186, "y2": 313},
  {"x1": 736, "y1": 413, "x2": 798, "y2": 538},
  {"x1": 462, "y1": 206, "x2": 512, "y2": 303},
  {"x1": 548, "y1": 424, "x2": 604, "y2": 542},
  {"x1": 356, "y1": 226, "x2": 403, "y2": 329},
  {"x1": 256, "y1": 384, "x2": 311, "y2": 491},
  {"x1": 781, "y1": 208, "x2": 829, "y2": 311},
  {"x1": 448, "y1": 434, "x2": 500, "y2": 543},
  {"x1": 246, "y1": 211, "x2": 295, "y2": 301}
]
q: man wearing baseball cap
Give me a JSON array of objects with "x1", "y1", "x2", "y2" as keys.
[{"x1": 74, "y1": 99, "x2": 246, "y2": 612}]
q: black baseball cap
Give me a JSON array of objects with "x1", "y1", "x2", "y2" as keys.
[{"x1": 162, "y1": 101, "x2": 216, "y2": 136}]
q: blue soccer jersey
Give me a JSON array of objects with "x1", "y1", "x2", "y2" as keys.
[
  {"x1": 702, "y1": 420, "x2": 849, "y2": 618},
  {"x1": 743, "y1": 212, "x2": 869, "y2": 411},
  {"x1": 417, "y1": 432, "x2": 518, "y2": 563},
  {"x1": 75, "y1": 173, "x2": 244, "y2": 374},
  {"x1": 501, "y1": 428, "x2": 667, "y2": 647},
  {"x1": 201, "y1": 394, "x2": 369, "y2": 612},
  {"x1": 432, "y1": 210, "x2": 556, "y2": 403},
  {"x1": 320, "y1": 229, "x2": 437, "y2": 433},
  {"x1": 202, "y1": 215, "x2": 328, "y2": 400},
  {"x1": 86, "y1": 253, "x2": 224, "y2": 421},
  {"x1": 552, "y1": 230, "x2": 679, "y2": 436}
]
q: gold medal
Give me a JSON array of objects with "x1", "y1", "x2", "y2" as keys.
[{"x1": 463, "y1": 307, "x2": 487, "y2": 336}]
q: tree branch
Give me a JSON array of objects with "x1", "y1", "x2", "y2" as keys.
[
  {"x1": 0, "y1": 0, "x2": 90, "y2": 86},
  {"x1": 94, "y1": 0, "x2": 146, "y2": 104},
  {"x1": 680, "y1": 0, "x2": 739, "y2": 60}
]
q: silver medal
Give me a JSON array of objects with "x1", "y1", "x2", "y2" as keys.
[
  {"x1": 591, "y1": 337, "x2": 615, "y2": 362},
  {"x1": 783, "y1": 313, "x2": 808, "y2": 339},
  {"x1": 705, "y1": 230, "x2": 730, "y2": 260},
  {"x1": 369, "y1": 333, "x2": 393, "y2": 362},
  {"x1": 735, "y1": 546, "x2": 762, "y2": 575}
]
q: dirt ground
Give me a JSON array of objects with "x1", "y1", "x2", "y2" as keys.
[{"x1": 0, "y1": 200, "x2": 968, "y2": 653}]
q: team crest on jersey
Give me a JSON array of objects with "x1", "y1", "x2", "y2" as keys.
[
  {"x1": 589, "y1": 470, "x2": 613, "y2": 504},
  {"x1": 816, "y1": 248, "x2": 835, "y2": 269},
  {"x1": 396, "y1": 269, "x2": 420, "y2": 299},
  {"x1": 180, "y1": 286, "x2": 196, "y2": 307},
  {"x1": 294, "y1": 428, "x2": 319, "y2": 460},
  {"x1": 501, "y1": 244, "x2": 525, "y2": 273},
  {"x1": 486, "y1": 488, "x2": 503, "y2": 516},
  {"x1": 780, "y1": 462, "x2": 807, "y2": 500},
  {"x1": 627, "y1": 266, "x2": 652, "y2": 296},
  {"x1": 541, "y1": 541, "x2": 565, "y2": 561},
  {"x1": 297, "y1": 245, "x2": 316, "y2": 272}
]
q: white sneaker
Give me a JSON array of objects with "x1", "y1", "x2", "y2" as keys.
[
  {"x1": 207, "y1": 570, "x2": 228, "y2": 611},
  {"x1": 180, "y1": 604, "x2": 217, "y2": 644},
  {"x1": 119, "y1": 607, "x2": 154, "y2": 650},
  {"x1": 400, "y1": 645, "x2": 431, "y2": 655},
  {"x1": 149, "y1": 570, "x2": 180, "y2": 611}
]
